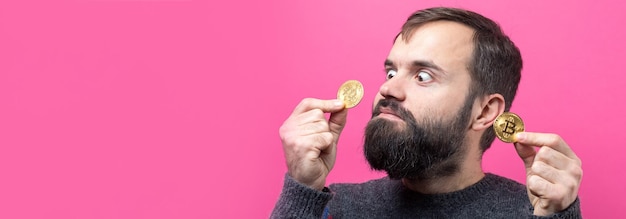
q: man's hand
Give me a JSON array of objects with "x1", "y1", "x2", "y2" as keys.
[
  {"x1": 514, "y1": 132, "x2": 583, "y2": 216},
  {"x1": 279, "y1": 98, "x2": 348, "y2": 190}
]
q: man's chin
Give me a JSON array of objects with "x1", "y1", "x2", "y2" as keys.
[
  {"x1": 377, "y1": 167, "x2": 429, "y2": 180},
  {"x1": 383, "y1": 168, "x2": 434, "y2": 181},
  {"x1": 369, "y1": 116, "x2": 407, "y2": 131}
]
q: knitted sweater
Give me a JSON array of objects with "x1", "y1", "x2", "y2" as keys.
[{"x1": 271, "y1": 173, "x2": 581, "y2": 218}]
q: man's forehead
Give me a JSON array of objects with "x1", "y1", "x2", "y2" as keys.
[
  {"x1": 388, "y1": 21, "x2": 475, "y2": 72},
  {"x1": 397, "y1": 20, "x2": 475, "y2": 45}
]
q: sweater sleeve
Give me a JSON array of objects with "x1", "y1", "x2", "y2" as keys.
[
  {"x1": 270, "y1": 174, "x2": 333, "y2": 219},
  {"x1": 530, "y1": 197, "x2": 582, "y2": 219}
]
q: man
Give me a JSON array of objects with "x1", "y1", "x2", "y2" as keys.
[{"x1": 271, "y1": 7, "x2": 582, "y2": 218}]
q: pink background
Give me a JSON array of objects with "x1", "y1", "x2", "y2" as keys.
[{"x1": 0, "y1": 0, "x2": 624, "y2": 218}]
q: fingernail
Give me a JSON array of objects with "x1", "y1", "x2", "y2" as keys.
[{"x1": 515, "y1": 133, "x2": 525, "y2": 141}]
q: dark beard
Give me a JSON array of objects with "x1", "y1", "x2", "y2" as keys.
[{"x1": 363, "y1": 96, "x2": 474, "y2": 180}]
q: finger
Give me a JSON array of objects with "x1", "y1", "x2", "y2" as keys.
[
  {"x1": 533, "y1": 146, "x2": 575, "y2": 171},
  {"x1": 329, "y1": 108, "x2": 348, "y2": 139},
  {"x1": 528, "y1": 160, "x2": 562, "y2": 184},
  {"x1": 301, "y1": 132, "x2": 334, "y2": 152},
  {"x1": 514, "y1": 142, "x2": 537, "y2": 169},
  {"x1": 295, "y1": 107, "x2": 326, "y2": 124},
  {"x1": 527, "y1": 173, "x2": 574, "y2": 213},
  {"x1": 527, "y1": 174, "x2": 558, "y2": 198},
  {"x1": 295, "y1": 119, "x2": 331, "y2": 137},
  {"x1": 287, "y1": 132, "x2": 334, "y2": 160},
  {"x1": 292, "y1": 98, "x2": 345, "y2": 116},
  {"x1": 515, "y1": 132, "x2": 577, "y2": 160},
  {"x1": 534, "y1": 147, "x2": 584, "y2": 189}
]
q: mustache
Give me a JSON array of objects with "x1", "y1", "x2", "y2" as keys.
[{"x1": 372, "y1": 99, "x2": 415, "y2": 121}]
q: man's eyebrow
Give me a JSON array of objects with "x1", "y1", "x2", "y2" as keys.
[
  {"x1": 384, "y1": 59, "x2": 394, "y2": 67},
  {"x1": 412, "y1": 60, "x2": 443, "y2": 72},
  {"x1": 384, "y1": 59, "x2": 444, "y2": 72}
]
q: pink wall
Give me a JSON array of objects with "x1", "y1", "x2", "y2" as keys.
[{"x1": 0, "y1": 0, "x2": 623, "y2": 218}]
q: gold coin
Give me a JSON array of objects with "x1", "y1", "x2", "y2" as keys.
[
  {"x1": 337, "y1": 80, "x2": 364, "y2": 108},
  {"x1": 493, "y1": 112, "x2": 525, "y2": 143}
]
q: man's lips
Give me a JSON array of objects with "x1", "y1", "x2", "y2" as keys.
[{"x1": 377, "y1": 107, "x2": 403, "y2": 121}]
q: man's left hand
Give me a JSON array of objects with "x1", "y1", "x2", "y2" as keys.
[{"x1": 514, "y1": 132, "x2": 583, "y2": 216}]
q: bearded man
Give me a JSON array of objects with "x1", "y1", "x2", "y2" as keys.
[{"x1": 271, "y1": 7, "x2": 582, "y2": 218}]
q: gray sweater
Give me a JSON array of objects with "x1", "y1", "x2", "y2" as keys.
[{"x1": 271, "y1": 173, "x2": 581, "y2": 218}]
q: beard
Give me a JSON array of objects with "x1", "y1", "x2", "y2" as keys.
[{"x1": 364, "y1": 95, "x2": 474, "y2": 180}]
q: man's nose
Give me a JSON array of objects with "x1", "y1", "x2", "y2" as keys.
[{"x1": 378, "y1": 76, "x2": 406, "y2": 101}]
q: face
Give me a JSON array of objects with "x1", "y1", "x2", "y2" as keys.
[{"x1": 364, "y1": 21, "x2": 477, "y2": 180}]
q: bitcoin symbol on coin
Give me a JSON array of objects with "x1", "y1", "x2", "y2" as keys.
[
  {"x1": 343, "y1": 87, "x2": 357, "y2": 103},
  {"x1": 337, "y1": 80, "x2": 364, "y2": 109},
  {"x1": 493, "y1": 112, "x2": 524, "y2": 143}
]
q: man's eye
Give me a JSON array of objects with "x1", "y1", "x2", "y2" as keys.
[
  {"x1": 417, "y1": 71, "x2": 433, "y2": 82},
  {"x1": 386, "y1": 69, "x2": 397, "y2": 80}
]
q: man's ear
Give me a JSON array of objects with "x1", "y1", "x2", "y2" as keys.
[{"x1": 471, "y1": 94, "x2": 505, "y2": 131}]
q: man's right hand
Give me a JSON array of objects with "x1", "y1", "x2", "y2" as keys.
[{"x1": 279, "y1": 98, "x2": 348, "y2": 190}]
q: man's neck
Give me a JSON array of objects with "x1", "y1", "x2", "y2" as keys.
[{"x1": 401, "y1": 152, "x2": 485, "y2": 194}]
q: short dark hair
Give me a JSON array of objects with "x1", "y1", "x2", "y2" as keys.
[{"x1": 398, "y1": 7, "x2": 523, "y2": 152}]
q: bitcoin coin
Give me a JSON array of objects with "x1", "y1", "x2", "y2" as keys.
[
  {"x1": 337, "y1": 80, "x2": 364, "y2": 108},
  {"x1": 493, "y1": 112, "x2": 524, "y2": 143}
]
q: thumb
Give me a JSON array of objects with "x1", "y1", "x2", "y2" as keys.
[
  {"x1": 329, "y1": 107, "x2": 348, "y2": 139},
  {"x1": 514, "y1": 141, "x2": 537, "y2": 170}
]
